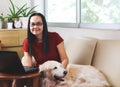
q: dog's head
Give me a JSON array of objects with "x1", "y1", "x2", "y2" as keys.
[{"x1": 43, "y1": 61, "x2": 67, "y2": 81}]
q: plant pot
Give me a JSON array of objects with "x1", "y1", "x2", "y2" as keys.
[
  {"x1": 7, "y1": 22, "x2": 13, "y2": 29},
  {"x1": 2, "y1": 21, "x2": 7, "y2": 29}
]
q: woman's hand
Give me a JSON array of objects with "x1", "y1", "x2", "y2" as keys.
[{"x1": 21, "y1": 52, "x2": 33, "y2": 66}]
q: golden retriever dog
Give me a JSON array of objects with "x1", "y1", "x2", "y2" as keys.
[
  {"x1": 65, "y1": 64, "x2": 110, "y2": 87},
  {"x1": 39, "y1": 61, "x2": 69, "y2": 87},
  {"x1": 39, "y1": 61, "x2": 110, "y2": 87}
]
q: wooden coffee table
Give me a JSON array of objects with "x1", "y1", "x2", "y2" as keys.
[{"x1": 0, "y1": 72, "x2": 41, "y2": 87}]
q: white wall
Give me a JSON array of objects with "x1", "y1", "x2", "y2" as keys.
[
  {"x1": 0, "y1": 0, "x2": 9, "y2": 16},
  {"x1": 48, "y1": 27, "x2": 120, "y2": 41},
  {"x1": 0, "y1": 0, "x2": 30, "y2": 16},
  {"x1": 33, "y1": 0, "x2": 45, "y2": 14},
  {"x1": 0, "y1": 0, "x2": 44, "y2": 16}
]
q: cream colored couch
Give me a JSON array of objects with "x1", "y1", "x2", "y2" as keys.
[{"x1": 49, "y1": 27, "x2": 120, "y2": 87}]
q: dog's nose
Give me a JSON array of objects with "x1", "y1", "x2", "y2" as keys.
[{"x1": 64, "y1": 71, "x2": 67, "y2": 75}]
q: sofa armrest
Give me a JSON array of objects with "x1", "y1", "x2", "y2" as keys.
[{"x1": 92, "y1": 40, "x2": 120, "y2": 87}]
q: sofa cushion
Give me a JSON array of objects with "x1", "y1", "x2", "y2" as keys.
[
  {"x1": 65, "y1": 37, "x2": 97, "y2": 65},
  {"x1": 92, "y1": 40, "x2": 120, "y2": 87}
]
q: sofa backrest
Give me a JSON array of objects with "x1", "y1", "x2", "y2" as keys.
[{"x1": 49, "y1": 27, "x2": 120, "y2": 40}]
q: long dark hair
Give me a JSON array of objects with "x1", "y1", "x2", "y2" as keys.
[{"x1": 27, "y1": 13, "x2": 49, "y2": 55}]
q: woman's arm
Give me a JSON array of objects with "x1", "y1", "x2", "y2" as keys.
[
  {"x1": 21, "y1": 52, "x2": 33, "y2": 66},
  {"x1": 57, "y1": 42, "x2": 69, "y2": 68}
]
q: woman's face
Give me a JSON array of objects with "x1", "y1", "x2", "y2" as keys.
[{"x1": 30, "y1": 15, "x2": 43, "y2": 36}]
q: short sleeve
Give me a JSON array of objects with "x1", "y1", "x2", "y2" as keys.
[
  {"x1": 54, "y1": 32, "x2": 64, "y2": 45},
  {"x1": 22, "y1": 38, "x2": 29, "y2": 52}
]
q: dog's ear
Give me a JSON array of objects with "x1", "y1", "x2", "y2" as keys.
[{"x1": 43, "y1": 70, "x2": 53, "y2": 79}]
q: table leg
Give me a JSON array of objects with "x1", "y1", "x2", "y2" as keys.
[
  {"x1": 0, "y1": 80, "x2": 12, "y2": 87},
  {"x1": 33, "y1": 76, "x2": 39, "y2": 87}
]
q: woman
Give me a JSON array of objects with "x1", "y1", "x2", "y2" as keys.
[{"x1": 16, "y1": 12, "x2": 69, "y2": 87}]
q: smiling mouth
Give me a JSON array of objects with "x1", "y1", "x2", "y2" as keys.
[{"x1": 54, "y1": 75, "x2": 65, "y2": 81}]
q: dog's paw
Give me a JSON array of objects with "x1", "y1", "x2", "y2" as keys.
[{"x1": 39, "y1": 60, "x2": 61, "y2": 72}]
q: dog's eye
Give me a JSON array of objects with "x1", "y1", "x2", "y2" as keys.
[{"x1": 54, "y1": 67, "x2": 57, "y2": 69}]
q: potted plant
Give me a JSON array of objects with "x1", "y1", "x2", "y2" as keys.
[
  {"x1": 0, "y1": 13, "x2": 5, "y2": 29},
  {"x1": 8, "y1": 0, "x2": 26, "y2": 28},
  {"x1": 7, "y1": 17, "x2": 13, "y2": 29},
  {"x1": 20, "y1": 5, "x2": 37, "y2": 28}
]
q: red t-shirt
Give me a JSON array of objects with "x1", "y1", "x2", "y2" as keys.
[{"x1": 22, "y1": 32, "x2": 63, "y2": 66}]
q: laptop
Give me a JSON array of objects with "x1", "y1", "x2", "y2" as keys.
[{"x1": 0, "y1": 51, "x2": 39, "y2": 75}]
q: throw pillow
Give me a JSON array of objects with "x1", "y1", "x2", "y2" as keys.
[{"x1": 65, "y1": 37, "x2": 97, "y2": 65}]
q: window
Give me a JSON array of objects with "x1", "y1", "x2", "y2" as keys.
[
  {"x1": 81, "y1": 0, "x2": 120, "y2": 29},
  {"x1": 44, "y1": 0, "x2": 79, "y2": 28},
  {"x1": 45, "y1": 0, "x2": 76, "y2": 23},
  {"x1": 43, "y1": 0, "x2": 120, "y2": 29},
  {"x1": 81, "y1": 0, "x2": 120, "y2": 23}
]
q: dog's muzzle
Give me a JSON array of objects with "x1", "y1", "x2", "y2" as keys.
[{"x1": 54, "y1": 71, "x2": 67, "y2": 81}]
